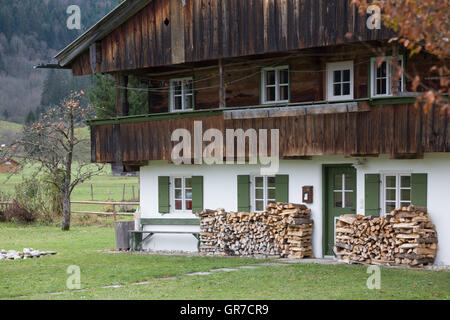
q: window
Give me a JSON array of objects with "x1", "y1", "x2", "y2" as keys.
[
  {"x1": 261, "y1": 66, "x2": 289, "y2": 104},
  {"x1": 172, "y1": 177, "x2": 192, "y2": 212},
  {"x1": 252, "y1": 176, "x2": 276, "y2": 212},
  {"x1": 370, "y1": 56, "x2": 404, "y2": 97},
  {"x1": 333, "y1": 173, "x2": 354, "y2": 208},
  {"x1": 170, "y1": 77, "x2": 194, "y2": 111},
  {"x1": 326, "y1": 61, "x2": 354, "y2": 101},
  {"x1": 381, "y1": 174, "x2": 411, "y2": 214}
]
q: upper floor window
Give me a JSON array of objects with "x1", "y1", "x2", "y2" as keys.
[
  {"x1": 170, "y1": 77, "x2": 194, "y2": 111},
  {"x1": 370, "y1": 56, "x2": 404, "y2": 97},
  {"x1": 252, "y1": 176, "x2": 276, "y2": 212},
  {"x1": 326, "y1": 61, "x2": 354, "y2": 101},
  {"x1": 381, "y1": 173, "x2": 411, "y2": 215},
  {"x1": 172, "y1": 177, "x2": 192, "y2": 212},
  {"x1": 261, "y1": 66, "x2": 289, "y2": 104}
]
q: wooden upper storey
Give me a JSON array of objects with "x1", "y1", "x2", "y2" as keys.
[
  {"x1": 86, "y1": 43, "x2": 447, "y2": 165},
  {"x1": 90, "y1": 102, "x2": 450, "y2": 166},
  {"x1": 62, "y1": 0, "x2": 395, "y2": 75}
]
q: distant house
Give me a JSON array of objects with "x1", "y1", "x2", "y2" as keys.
[{"x1": 0, "y1": 159, "x2": 20, "y2": 174}]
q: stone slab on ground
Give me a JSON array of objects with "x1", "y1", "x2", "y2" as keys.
[
  {"x1": 279, "y1": 258, "x2": 337, "y2": 265},
  {"x1": 210, "y1": 268, "x2": 239, "y2": 272},
  {"x1": 0, "y1": 249, "x2": 57, "y2": 261},
  {"x1": 258, "y1": 262, "x2": 290, "y2": 266},
  {"x1": 186, "y1": 272, "x2": 212, "y2": 276}
]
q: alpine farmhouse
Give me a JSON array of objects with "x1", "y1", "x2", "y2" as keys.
[{"x1": 54, "y1": 0, "x2": 449, "y2": 265}]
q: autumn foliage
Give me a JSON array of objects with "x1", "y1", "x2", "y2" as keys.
[{"x1": 351, "y1": 0, "x2": 449, "y2": 112}]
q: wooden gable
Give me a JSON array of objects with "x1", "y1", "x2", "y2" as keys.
[{"x1": 70, "y1": 0, "x2": 394, "y2": 75}]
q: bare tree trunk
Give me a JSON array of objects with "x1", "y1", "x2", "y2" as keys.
[
  {"x1": 61, "y1": 189, "x2": 71, "y2": 231},
  {"x1": 62, "y1": 109, "x2": 74, "y2": 231}
]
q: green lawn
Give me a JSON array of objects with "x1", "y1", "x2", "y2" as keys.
[
  {"x1": 0, "y1": 223, "x2": 263, "y2": 299},
  {"x1": 0, "y1": 224, "x2": 448, "y2": 300},
  {"x1": 0, "y1": 120, "x2": 22, "y2": 145}
]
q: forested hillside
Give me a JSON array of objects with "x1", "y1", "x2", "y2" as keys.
[{"x1": 0, "y1": 0, "x2": 118, "y2": 123}]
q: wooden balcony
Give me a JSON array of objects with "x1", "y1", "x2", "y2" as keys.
[{"x1": 89, "y1": 100, "x2": 450, "y2": 169}]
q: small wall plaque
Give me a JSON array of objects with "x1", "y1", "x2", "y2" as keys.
[{"x1": 302, "y1": 186, "x2": 313, "y2": 204}]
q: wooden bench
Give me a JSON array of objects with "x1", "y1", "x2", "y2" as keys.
[{"x1": 129, "y1": 218, "x2": 200, "y2": 251}]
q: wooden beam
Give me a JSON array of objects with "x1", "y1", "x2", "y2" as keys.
[
  {"x1": 112, "y1": 123, "x2": 124, "y2": 174},
  {"x1": 140, "y1": 218, "x2": 200, "y2": 226},
  {"x1": 147, "y1": 80, "x2": 152, "y2": 113},
  {"x1": 390, "y1": 153, "x2": 424, "y2": 160},
  {"x1": 350, "y1": 153, "x2": 380, "y2": 157},
  {"x1": 281, "y1": 156, "x2": 313, "y2": 160},
  {"x1": 219, "y1": 58, "x2": 226, "y2": 108},
  {"x1": 392, "y1": 43, "x2": 400, "y2": 96},
  {"x1": 170, "y1": 0, "x2": 186, "y2": 64},
  {"x1": 89, "y1": 42, "x2": 102, "y2": 74},
  {"x1": 115, "y1": 73, "x2": 129, "y2": 116}
]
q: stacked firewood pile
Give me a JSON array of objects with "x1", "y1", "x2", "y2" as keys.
[
  {"x1": 335, "y1": 205, "x2": 437, "y2": 267},
  {"x1": 197, "y1": 203, "x2": 313, "y2": 259}
]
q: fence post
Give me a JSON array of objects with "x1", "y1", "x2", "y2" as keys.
[{"x1": 113, "y1": 204, "x2": 117, "y2": 221}]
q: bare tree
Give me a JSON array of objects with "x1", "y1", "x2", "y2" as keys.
[{"x1": 6, "y1": 91, "x2": 103, "y2": 230}]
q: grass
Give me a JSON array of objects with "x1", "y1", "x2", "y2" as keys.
[
  {"x1": 0, "y1": 224, "x2": 449, "y2": 300},
  {"x1": 0, "y1": 223, "x2": 263, "y2": 299},
  {"x1": 0, "y1": 120, "x2": 22, "y2": 145},
  {"x1": 0, "y1": 164, "x2": 139, "y2": 214},
  {"x1": 0, "y1": 121, "x2": 138, "y2": 210}
]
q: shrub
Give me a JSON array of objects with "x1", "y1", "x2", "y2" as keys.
[
  {"x1": 40, "y1": 171, "x2": 64, "y2": 217},
  {"x1": 0, "y1": 192, "x2": 11, "y2": 222},
  {"x1": 3, "y1": 199, "x2": 37, "y2": 223},
  {"x1": 6, "y1": 178, "x2": 55, "y2": 224}
]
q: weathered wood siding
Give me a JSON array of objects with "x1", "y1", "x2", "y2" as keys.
[
  {"x1": 90, "y1": 103, "x2": 450, "y2": 164},
  {"x1": 142, "y1": 47, "x2": 439, "y2": 113},
  {"x1": 71, "y1": 0, "x2": 394, "y2": 75}
]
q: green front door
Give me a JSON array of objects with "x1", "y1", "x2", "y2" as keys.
[{"x1": 324, "y1": 166, "x2": 357, "y2": 255}]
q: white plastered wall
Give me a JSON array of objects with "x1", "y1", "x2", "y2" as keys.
[{"x1": 139, "y1": 154, "x2": 450, "y2": 264}]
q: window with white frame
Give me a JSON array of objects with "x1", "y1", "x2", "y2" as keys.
[
  {"x1": 381, "y1": 174, "x2": 411, "y2": 214},
  {"x1": 253, "y1": 176, "x2": 276, "y2": 212},
  {"x1": 370, "y1": 56, "x2": 404, "y2": 97},
  {"x1": 170, "y1": 77, "x2": 194, "y2": 111},
  {"x1": 326, "y1": 61, "x2": 354, "y2": 101},
  {"x1": 172, "y1": 177, "x2": 192, "y2": 212},
  {"x1": 261, "y1": 66, "x2": 289, "y2": 104},
  {"x1": 333, "y1": 173, "x2": 354, "y2": 208}
]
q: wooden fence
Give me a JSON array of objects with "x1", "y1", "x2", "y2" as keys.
[
  {"x1": 0, "y1": 200, "x2": 139, "y2": 221},
  {"x1": 71, "y1": 200, "x2": 139, "y2": 221}
]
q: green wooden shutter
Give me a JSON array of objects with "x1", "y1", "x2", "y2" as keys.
[
  {"x1": 365, "y1": 174, "x2": 380, "y2": 217},
  {"x1": 411, "y1": 173, "x2": 427, "y2": 207},
  {"x1": 192, "y1": 176, "x2": 204, "y2": 213},
  {"x1": 158, "y1": 176, "x2": 170, "y2": 214},
  {"x1": 237, "y1": 175, "x2": 251, "y2": 212},
  {"x1": 275, "y1": 175, "x2": 289, "y2": 203}
]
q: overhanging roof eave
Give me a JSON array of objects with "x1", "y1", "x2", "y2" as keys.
[{"x1": 54, "y1": 0, "x2": 152, "y2": 67}]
